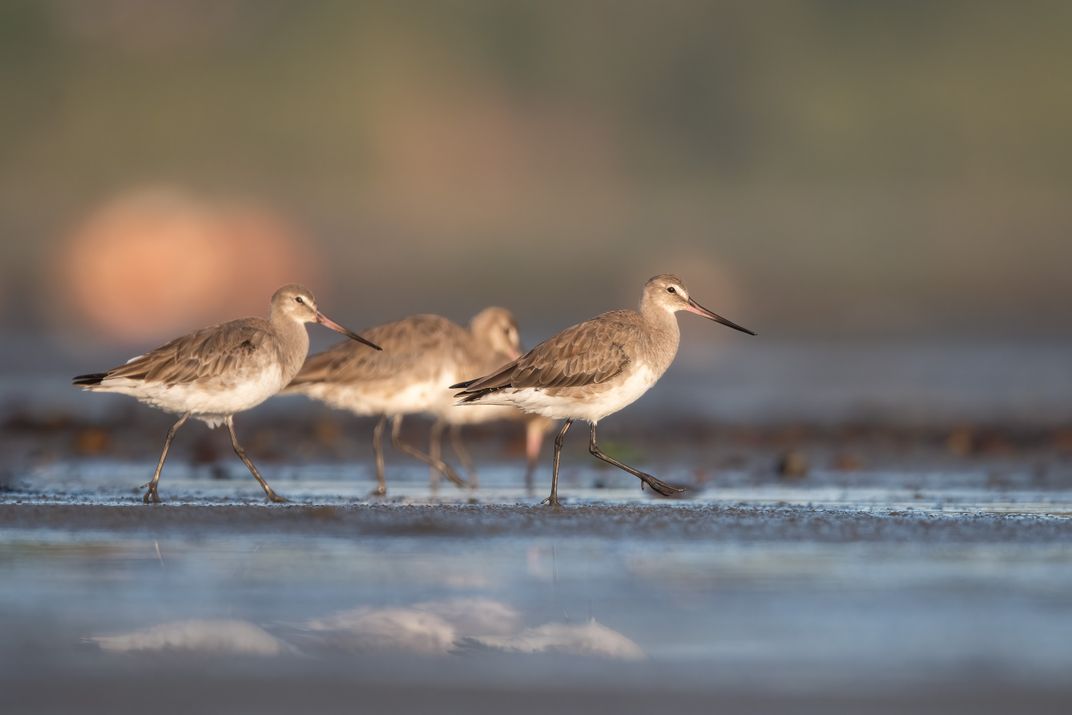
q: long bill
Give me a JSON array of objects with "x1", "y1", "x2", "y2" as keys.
[
  {"x1": 685, "y1": 298, "x2": 756, "y2": 336},
  {"x1": 316, "y1": 312, "x2": 383, "y2": 350}
]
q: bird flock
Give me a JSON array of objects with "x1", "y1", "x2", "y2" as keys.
[{"x1": 73, "y1": 275, "x2": 754, "y2": 506}]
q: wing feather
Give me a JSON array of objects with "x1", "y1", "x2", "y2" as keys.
[
  {"x1": 101, "y1": 319, "x2": 276, "y2": 387},
  {"x1": 288, "y1": 314, "x2": 463, "y2": 387},
  {"x1": 454, "y1": 311, "x2": 636, "y2": 397}
]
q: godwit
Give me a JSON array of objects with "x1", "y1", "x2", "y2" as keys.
[
  {"x1": 73, "y1": 284, "x2": 380, "y2": 504},
  {"x1": 285, "y1": 307, "x2": 522, "y2": 495},
  {"x1": 452, "y1": 274, "x2": 755, "y2": 506}
]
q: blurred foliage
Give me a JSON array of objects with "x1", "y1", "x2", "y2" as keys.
[{"x1": 1, "y1": 0, "x2": 1071, "y2": 338}]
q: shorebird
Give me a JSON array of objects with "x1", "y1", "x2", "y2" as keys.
[
  {"x1": 286, "y1": 307, "x2": 522, "y2": 495},
  {"x1": 452, "y1": 274, "x2": 755, "y2": 506},
  {"x1": 73, "y1": 284, "x2": 380, "y2": 504}
]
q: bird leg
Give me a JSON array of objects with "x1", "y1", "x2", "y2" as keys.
[
  {"x1": 428, "y1": 418, "x2": 446, "y2": 490},
  {"x1": 141, "y1": 413, "x2": 189, "y2": 504},
  {"x1": 587, "y1": 423, "x2": 685, "y2": 498},
  {"x1": 390, "y1": 415, "x2": 467, "y2": 488},
  {"x1": 226, "y1": 417, "x2": 287, "y2": 503},
  {"x1": 448, "y1": 423, "x2": 477, "y2": 487},
  {"x1": 542, "y1": 419, "x2": 573, "y2": 507},
  {"x1": 371, "y1": 415, "x2": 388, "y2": 496},
  {"x1": 524, "y1": 418, "x2": 544, "y2": 496}
]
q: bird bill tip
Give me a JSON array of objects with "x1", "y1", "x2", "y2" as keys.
[
  {"x1": 685, "y1": 299, "x2": 756, "y2": 336},
  {"x1": 316, "y1": 312, "x2": 383, "y2": 350}
]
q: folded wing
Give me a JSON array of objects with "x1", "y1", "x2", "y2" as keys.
[{"x1": 453, "y1": 311, "x2": 634, "y2": 401}]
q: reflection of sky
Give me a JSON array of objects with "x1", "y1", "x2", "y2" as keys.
[{"x1": 2, "y1": 528, "x2": 1070, "y2": 695}]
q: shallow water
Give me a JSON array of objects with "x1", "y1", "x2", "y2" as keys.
[{"x1": 2, "y1": 457, "x2": 1071, "y2": 713}]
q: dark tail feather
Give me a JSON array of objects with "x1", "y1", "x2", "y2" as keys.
[
  {"x1": 451, "y1": 359, "x2": 519, "y2": 396},
  {"x1": 73, "y1": 373, "x2": 107, "y2": 387},
  {"x1": 454, "y1": 387, "x2": 500, "y2": 404},
  {"x1": 451, "y1": 374, "x2": 503, "y2": 402}
]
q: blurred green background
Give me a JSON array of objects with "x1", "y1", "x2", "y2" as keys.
[{"x1": 1, "y1": 0, "x2": 1071, "y2": 347}]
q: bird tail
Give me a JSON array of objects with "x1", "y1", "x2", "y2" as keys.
[
  {"x1": 451, "y1": 358, "x2": 519, "y2": 404},
  {"x1": 452, "y1": 387, "x2": 501, "y2": 405},
  {"x1": 72, "y1": 373, "x2": 107, "y2": 388},
  {"x1": 451, "y1": 375, "x2": 507, "y2": 405}
]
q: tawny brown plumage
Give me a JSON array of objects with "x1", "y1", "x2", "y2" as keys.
[
  {"x1": 86, "y1": 320, "x2": 299, "y2": 391},
  {"x1": 453, "y1": 274, "x2": 755, "y2": 506},
  {"x1": 73, "y1": 284, "x2": 379, "y2": 504},
  {"x1": 457, "y1": 312, "x2": 637, "y2": 395},
  {"x1": 286, "y1": 308, "x2": 523, "y2": 495}
]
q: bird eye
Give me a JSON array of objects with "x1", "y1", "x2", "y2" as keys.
[
  {"x1": 666, "y1": 286, "x2": 676, "y2": 294},
  {"x1": 295, "y1": 296, "x2": 305, "y2": 305}
]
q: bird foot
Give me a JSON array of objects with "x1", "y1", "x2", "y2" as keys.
[
  {"x1": 265, "y1": 492, "x2": 288, "y2": 504},
  {"x1": 141, "y1": 486, "x2": 161, "y2": 504},
  {"x1": 368, "y1": 486, "x2": 388, "y2": 498},
  {"x1": 540, "y1": 495, "x2": 563, "y2": 508},
  {"x1": 443, "y1": 466, "x2": 468, "y2": 489},
  {"x1": 640, "y1": 473, "x2": 687, "y2": 498}
]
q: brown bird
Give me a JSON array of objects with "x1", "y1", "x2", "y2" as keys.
[
  {"x1": 73, "y1": 284, "x2": 380, "y2": 504},
  {"x1": 452, "y1": 274, "x2": 755, "y2": 506},
  {"x1": 286, "y1": 307, "x2": 522, "y2": 496}
]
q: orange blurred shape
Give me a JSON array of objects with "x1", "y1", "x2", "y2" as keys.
[
  {"x1": 74, "y1": 427, "x2": 112, "y2": 456},
  {"x1": 58, "y1": 188, "x2": 318, "y2": 343}
]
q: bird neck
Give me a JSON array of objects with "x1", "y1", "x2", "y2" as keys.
[
  {"x1": 468, "y1": 329, "x2": 511, "y2": 372},
  {"x1": 638, "y1": 300, "x2": 681, "y2": 374},
  {"x1": 270, "y1": 310, "x2": 311, "y2": 381}
]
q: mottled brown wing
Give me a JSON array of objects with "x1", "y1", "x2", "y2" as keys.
[
  {"x1": 102, "y1": 319, "x2": 276, "y2": 386},
  {"x1": 458, "y1": 311, "x2": 634, "y2": 393},
  {"x1": 290, "y1": 314, "x2": 461, "y2": 386}
]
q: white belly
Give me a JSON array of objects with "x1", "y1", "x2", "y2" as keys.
[
  {"x1": 470, "y1": 365, "x2": 658, "y2": 424},
  {"x1": 100, "y1": 367, "x2": 287, "y2": 427},
  {"x1": 296, "y1": 372, "x2": 456, "y2": 418},
  {"x1": 439, "y1": 402, "x2": 521, "y2": 426}
]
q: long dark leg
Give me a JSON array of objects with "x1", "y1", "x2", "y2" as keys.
[
  {"x1": 587, "y1": 423, "x2": 684, "y2": 497},
  {"x1": 390, "y1": 415, "x2": 467, "y2": 488},
  {"x1": 428, "y1": 418, "x2": 446, "y2": 490},
  {"x1": 448, "y1": 424, "x2": 477, "y2": 488},
  {"x1": 371, "y1": 415, "x2": 388, "y2": 496},
  {"x1": 142, "y1": 413, "x2": 190, "y2": 504},
  {"x1": 541, "y1": 419, "x2": 573, "y2": 507},
  {"x1": 226, "y1": 417, "x2": 287, "y2": 503}
]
